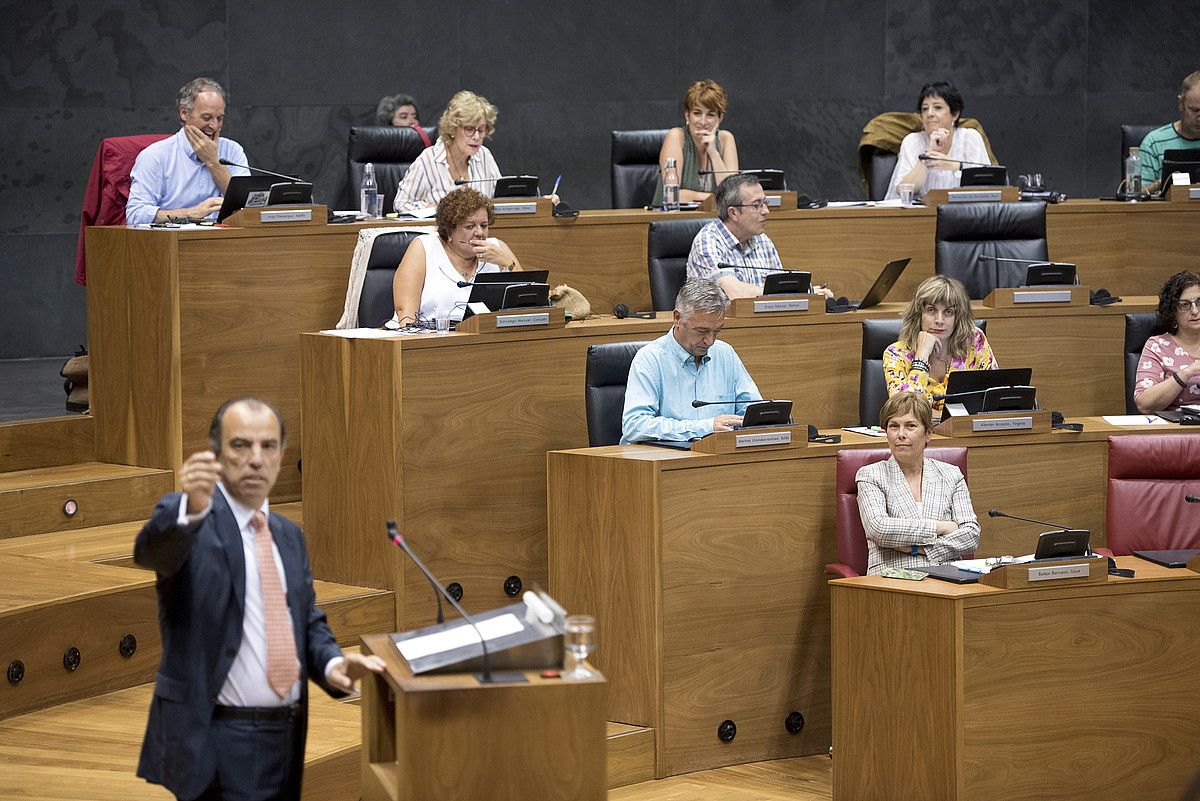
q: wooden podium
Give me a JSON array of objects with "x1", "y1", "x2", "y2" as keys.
[{"x1": 359, "y1": 632, "x2": 606, "y2": 801}]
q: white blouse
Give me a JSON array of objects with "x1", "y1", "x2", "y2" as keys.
[
  {"x1": 885, "y1": 127, "x2": 992, "y2": 200},
  {"x1": 387, "y1": 233, "x2": 501, "y2": 326}
]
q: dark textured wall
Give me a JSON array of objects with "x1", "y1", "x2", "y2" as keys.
[{"x1": 2, "y1": 0, "x2": 1197, "y2": 357}]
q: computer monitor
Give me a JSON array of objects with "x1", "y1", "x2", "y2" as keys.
[
  {"x1": 494, "y1": 175, "x2": 540, "y2": 198},
  {"x1": 1158, "y1": 149, "x2": 1200, "y2": 192},
  {"x1": 463, "y1": 281, "x2": 550, "y2": 319},
  {"x1": 960, "y1": 166, "x2": 1008, "y2": 187},
  {"x1": 941, "y1": 367, "x2": 1035, "y2": 416},
  {"x1": 217, "y1": 176, "x2": 313, "y2": 222},
  {"x1": 762, "y1": 271, "x2": 811, "y2": 295}
]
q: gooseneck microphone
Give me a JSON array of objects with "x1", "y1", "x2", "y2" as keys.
[
  {"x1": 716, "y1": 262, "x2": 807, "y2": 273},
  {"x1": 987, "y1": 508, "x2": 1076, "y2": 531},
  {"x1": 692, "y1": 397, "x2": 769, "y2": 408},
  {"x1": 217, "y1": 158, "x2": 303, "y2": 183},
  {"x1": 976, "y1": 254, "x2": 1076, "y2": 269},
  {"x1": 453, "y1": 175, "x2": 523, "y2": 185},
  {"x1": 386, "y1": 521, "x2": 494, "y2": 682},
  {"x1": 917, "y1": 154, "x2": 992, "y2": 168}
]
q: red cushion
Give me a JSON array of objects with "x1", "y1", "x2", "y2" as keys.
[{"x1": 1106, "y1": 434, "x2": 1200, "y2": 555}]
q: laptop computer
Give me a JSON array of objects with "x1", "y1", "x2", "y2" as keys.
[
  {"x1": 472, "y1": 270, "x2": 549, "y2": 285},
  {"x1": 1133, "y1": 549, "x2": 1200, "y2": 568},
  {"x1": 837, "y1": 257, "x2": 911, "y2": 310},
  {"x1": 217, "y1": 175, "x2": 313, "y2": 222}
]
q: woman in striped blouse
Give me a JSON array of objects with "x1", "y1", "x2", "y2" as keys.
[{"x1": 394, "y1": 90, "x2": 501, "y2": 212}]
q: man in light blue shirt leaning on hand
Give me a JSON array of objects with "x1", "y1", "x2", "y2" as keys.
[
  {"x1": 621, "y1": 278, "x2": 761, "y2": 444},
  {"x1": 125, "y1": 77, "x2": 250, "y2": 226}
]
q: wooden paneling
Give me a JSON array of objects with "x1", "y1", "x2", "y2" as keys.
[
  {"x1": 606, "y1": 723, "x2": 656, "y2": 789},
  {"x1": 831, "y1": 562, "x2": 1200, "y2": 801},
  {"x1": 312, "y1": 580, "x2": 393, "y2": 648},
  {"x1": 962, "y1": 585, "x2": 1200, "y2": 801},
  {"x1": 86, "y1": 228, "x2": 181, "y2": 474},
  {"x1": 0, "y1": 462, "x2": 173, "y2": 539},
  {"x1": 0, "y1": 416, "x2": 94, "y2": 472}
]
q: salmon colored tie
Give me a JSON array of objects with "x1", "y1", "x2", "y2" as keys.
[{"x1": 252, "y1": 511, "x2": 298, "y2": 697}]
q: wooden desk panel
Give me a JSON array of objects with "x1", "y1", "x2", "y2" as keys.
[{"x1": 832, "y1": 562, "x2": 1200, "y2": 801}]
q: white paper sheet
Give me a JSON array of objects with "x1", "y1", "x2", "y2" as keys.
[{"x1": 396, "y1": 613, "x2": 524, "y2": 661}]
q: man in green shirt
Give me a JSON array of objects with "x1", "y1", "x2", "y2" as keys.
[{"x1": 1139, "y1": 70, "x2": 1200, "y2": 192}]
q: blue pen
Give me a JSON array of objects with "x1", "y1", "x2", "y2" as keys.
[{"x1": 550, "y1": 175, "x2": 562, "y2": 198}]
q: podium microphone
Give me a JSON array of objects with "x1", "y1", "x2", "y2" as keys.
[
  {"x1": 454, "y1": 175, "x2": 521, "y2": 185},
  {"x1": 717, "y1": 262, "x2": 808, "y2": 273},
  {"x1": 218, "y1": 158, "x2": 303, "y2": 183},
  {"x1": 976, "y1": 254, "x2": 1076, "y2": 269},
  {"x1": 386, "y1": 521, "x2": 498, "y2": 683}
]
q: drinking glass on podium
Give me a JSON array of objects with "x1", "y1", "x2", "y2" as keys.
[{"x1": 564, "y1": 614, "x2": 595, "y2": 679}]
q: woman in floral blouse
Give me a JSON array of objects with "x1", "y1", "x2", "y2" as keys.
[
  {"x1": 1134, "y1": 270, "x2": 1200, "y2": 414},
  {"x1": 883, "y1": 275, "x2": 997, "y2": 413}
]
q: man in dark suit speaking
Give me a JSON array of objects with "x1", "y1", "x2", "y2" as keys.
[{"x1": 134, "y1": 397, "x2": 385, "y2": 800}]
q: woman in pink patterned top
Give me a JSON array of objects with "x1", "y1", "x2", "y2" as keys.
[
  {"x1": 883, "y1": 275, "x2": 997, "y2": 413},
  {"x1": 1134, "y1": 271, "x2": 1200, "y2": 413}
]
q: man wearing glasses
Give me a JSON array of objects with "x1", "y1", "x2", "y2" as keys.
[{"x1": 686, "y1": 173, "x2": 787, "y2": 299}]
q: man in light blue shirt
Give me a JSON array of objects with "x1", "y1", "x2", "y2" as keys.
[
  {"x1": 621, "y1": 279, "x2": 761, "y2": 444},
  {"x1": 126, "y1": 77, "x2": 250, "y2": 225}
]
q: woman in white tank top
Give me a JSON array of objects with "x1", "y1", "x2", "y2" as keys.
[{"x1": 389, "y1": 187, "x2": 521, "y2": 327}]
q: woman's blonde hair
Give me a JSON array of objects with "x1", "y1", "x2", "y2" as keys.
[
  {"x1": 879, "y1": 390, "x2": 933, "y2": 432},
  {"x1": 438, "y1": 90, "x2": 498, "y2": 144},
  {"x1": 898, "y1": 275, "x2": 976, "y2": 359}
]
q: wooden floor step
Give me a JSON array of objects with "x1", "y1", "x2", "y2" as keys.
[
  {"x1": 312, "y1": 580, "x2": 394, "y2": 647},
  {"x1": 0, "y1": 461, "x2": 173, "y2": 539},
  {"x1": 0, "y1": 503, "x2": 306, "y2": 568},
  {"x1": 0, "y1": 556, "x2": 159, "y2": 720},
  {"x1": 0, "y1": 680, "x2": 362, "y2": 801},
  {"x1": 607, "y1": 721, "x2": 656, "y2": 789},
  {"x1": 0, "y1": 415, "x2": 94, "y2": 473}
]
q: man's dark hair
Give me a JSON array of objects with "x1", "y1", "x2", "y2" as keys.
[
  {"x1": 1156, "y1": 270, "x2": 1200, "y2": 334},
  {"x1": 716, "y1": 173, "x2": 762, "y2": 221},
  {"x1": 917, "y1": 81, "x2": 965, "y2": 121},
  {"x1": 207, "y1": 397, "x2": 287, "y2": 454}
]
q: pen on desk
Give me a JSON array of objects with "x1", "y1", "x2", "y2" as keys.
[{"x1": 550, "y1": 175, "x2": 562, "y2": 198}]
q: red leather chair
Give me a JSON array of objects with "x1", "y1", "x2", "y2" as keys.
[
  {"x1": 826, "y1": 446, "x2": 969, "y2": 577},
  {"x1": 75, "y1": 133, "x2": 170, "y2": 284},
  {"x1": 1105, "y1": 434, "x2": 1200, "y2": 555}
]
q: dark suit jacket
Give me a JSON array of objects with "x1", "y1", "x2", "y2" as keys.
[{"x1": 133, "y1": 490, "x2": 344, "y2": 800}]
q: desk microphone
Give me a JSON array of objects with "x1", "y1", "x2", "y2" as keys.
[
  {"x1": 1187, "y1": 494, "x2": 1200, "y2": 503},
  {"x1": 386, "y1": 521, "x2": 501, "y2": 683},
  {"x1": 716, "y1": 262, "x2": 808, "y2": 273},
  {"x1": 453, "y1": 175, "x2": 523, "y2": 185},
  {"x1": 976, "y1": 254, "x2": 1077, "y2": 269},
  {"x1": 218, "y1": 158, "x2": 303, "y2": 183},
  {"x1": 917, "y1": 155, "x2": 992, "y2": 168},
  {"x1": 692, "y1": 397, "x2": 769, "y2": 408},
  {"x1": 986, "y1": 508, "x2": 1077, "y2": 531},
  {"x1": 457, "y1": 279, "x2": 538, "y2": 289}
]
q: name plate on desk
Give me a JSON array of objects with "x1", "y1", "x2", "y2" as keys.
[
  {"x1": 948, "y1": 189, "x2": 1003, "y2": 203},
  {"x1": 259, "y1": 208, "x2": 313, "y2": 223},
  {"x1": 972, "y1": 415, "x2": 1034, "y2": 432},
  {"x1": 493, "y1": 201, "x2": 538, "y2": 215},
  {"x1": 983, "y1": 286, "x2": 1089, "y2": 307},
  {"x1": 925, "y1": 186, "x2": 1018, "y2": 206},
  {"x1": 735, "y1": 430, "x2": 793, "y2": 448},
  {"x1": 1167, "y1": 185, "x2": 1200, "y2": 202},
  {"x1": 754, "y1": 297, "x2": 808, "y2": 313},
  {"x1": 496, "y1": 311, "x2": 550, "y2": 328},
  {"x1": 1028, "y1": 562, "x2": 1091, "y2": 582},
  {"x1": 727, "y1": 294, "x2": 824, "y2": 318}
]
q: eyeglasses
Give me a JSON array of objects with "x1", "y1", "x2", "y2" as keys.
[
  {"x1": 461, "y1": 125, "x2": 491, "y2": 138},
  {"x1": 730, "y1": 199, "x2": 770, "y2": 211},
  {"x1": 1177, "y1": 299, "x2": 1200, "y2": 311}
]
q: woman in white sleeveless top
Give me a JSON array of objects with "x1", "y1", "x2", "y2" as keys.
[{"x1": 389, "y1": 187, "x2": 520, "y2": 327}]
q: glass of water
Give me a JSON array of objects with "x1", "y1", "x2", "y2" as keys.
[
  {"x1": 897, "y1": 182, "x2": 915, "y2": 206},
  {"x1": 563, "y1": 614, "x2": 595, "y2": 679}
]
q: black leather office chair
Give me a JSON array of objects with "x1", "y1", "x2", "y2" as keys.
[
  {"x1": 356, "y1": 231, "x2": 423, "y2": 327},
  {"x1": 346, "y1": 125, "x2": 438, "y2": 210},
  {"x1": 1124, "y1": 312, "x2": 1160, "y2": 414},
  {"x1": 859, "y1": 318, "x2": 988, "y2": 426},
  {"x1": 934, "y1": 202, "x2": 1048, "y2": 300},
  {"x1": 1120, "y1": 123, "x2": 1158, "y2": 181},
  {"x1": 861, "y1": 146, "x2": 898, "y2": 201},
  {"x1": 647, "y1": 219, "x2": 708, "y2": 311},
  {"x1": 611, "y1": 130, "x2": 667, "y2": 209},
  {"x1": 585, "y1": 341, "x2": 651, "y2": 446}
]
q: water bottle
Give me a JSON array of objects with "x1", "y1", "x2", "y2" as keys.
[
  {"x1": 662, "y1": 157, "x2": 680, "y2": 212},
  {"x1": 1124, "y1": 147, "x2": 1143, "y2": 200},
  {"x1": 360, "y1": 162, "x2": 381, "y2": 218}
]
